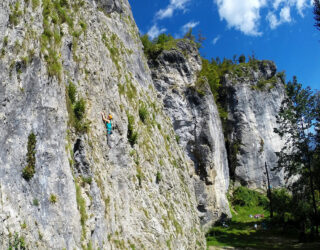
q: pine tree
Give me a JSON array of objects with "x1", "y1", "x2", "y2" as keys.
[
  {"x1": 314, "y1": 0, "x2": 320, "y2": 30},
  {"x1": 274, "y1": 77, "x2": 319, "y2": 234}
]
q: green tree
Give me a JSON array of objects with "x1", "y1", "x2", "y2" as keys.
[
  {"x1": 183, "y1": 28, "x2": 196, "y2": 41},
  {"x1": 238, "y1": 54, "x2": 246, "y2": 63},
  {"x1": 274, "y1": 76, "x2": 319, "y2": 234},
  {"x1": 183, "y1": 28, "x2": 201, "y2": 48},
  {"x1": 314, "y1": 91, "x2": 320, "y2": 192},
  {"x1": 314, "y1": 0, "x2": 320, "y2": 30},
  {"x1": 155, "y1": 33, "x2": 173, "y2": 45}
]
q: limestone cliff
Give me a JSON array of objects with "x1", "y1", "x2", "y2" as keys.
[
  {"x1": 0, "y1": 0, "x2": 205, "y2": 249},
  {"x1": 148, "y1": 41, "x2": 231, "y2": 230},
  {"x1": 222, "y1": 60, "x2": 286, "y2": 189}
]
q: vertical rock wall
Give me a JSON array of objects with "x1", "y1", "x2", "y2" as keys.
[
  {"x1": 0, "y1": 0, "x2": 205, "y2": 249},
  {"x1": 223, "y1": 61, "x2": 286, "y2": 189},
  {"x1": 149, "y1": 41, "x2": 231, "y2": 230}
]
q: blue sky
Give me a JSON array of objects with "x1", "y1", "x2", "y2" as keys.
[{"x1": 129, "y1": 0, "x2": 319, "y2": 90}]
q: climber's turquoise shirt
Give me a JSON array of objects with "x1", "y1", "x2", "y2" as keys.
[{"x1": 106, "y1": 121, "x2": 112, "y2": 134}]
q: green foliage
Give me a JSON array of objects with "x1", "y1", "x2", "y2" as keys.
[
  {"x1": 81, "y1": 176, "x2": 92, "y2": 185},
  {"x1": 3, "y1": 36, "x2": 8, "y2": 47},
  {"x1": 196, "y1": 58, "x2": 221, "y2": 99},
  {"x1": 66, "y1": 83, "x2": 88, "y2": 133},
  {"x1": 156, "y1": 171, "x2": 162, "y2": 183},
  {"x1": 44, "y1": 48, "x2": 62, "y2": 80},
  {"x1": 40, "y1": 0, "x2": 78, "y2": 80},
  {"x1": 271, "y1": 188, "x2": 292, "y2": 221},
  {"x1": 228, "y1": 140, "x2": 241, "y2": 179},
  {"x1": 140, "y1": 33, "x2": 191, "y2": 60},
  {"x1": 175, "y1": 135, "x2": 180, "y2": 143},
  {"x1": 276, "y1": 71, "x2": 286, "y2": 84},
  {"x1": 274, "y1": 77, "x2": 320, "y2": 234},
  {"x1": 314, "y1": 0, "x2": 320, "y2": 30},
  {"x1": 102, "y1": 33, "x2": 122, "y2": 72},
  {"x1": 238, "y1": 54, "x2": 246, "y2": 63},
  {"x1": 32, "y1": 0, "x2": 40, "y2": 10},
  {"x1": 79, "y1": 20, "x2": 87, "y2": 32},
  {"x1": 67, "y1": 82, "x2": 77, "y2": 104},
  {"x1": 258, "y1": 138, "x2": 264, "y2": 154},
  {"x1": 253, "y1": 76, "x2": 277, "y2": 91},
  {"x1": 74, "y1": 98, "x2": 86, "y2": 120},
  {"x1": 136, "y1": 166, "x2": 144, "y2": 187},
  {"x1": 183, "y1": 28, "x2": 202, "y2": 49},
  {"x1": 21, "y1": 221, "x2": 27, "y2": 229},
  {"x1": 127, "y1": 114, "x2": 138, "y2": 146},
  {"x1": 76, "y1": 181, "x2": 87, "y2": 237},
  {"x1": 138, "y1": 104, "x2": 149, "y2": 123},
  {"x1": 1, "y1": 48, "x2": 5, "y2": 57},
  {"x1": 124, "y1": 75, "x2": 137, "y2": 101},
  {"x1": 22, "y1": 133, "x2": 37, "y2": 181},
  {"x1": 232, "y1": 186, "x2": 268, "y2": 208},
  {"x1": 9, "y1": 1, "x2": 23, "y2": 26},
  {"x1": 8, "y1": 233, "x2": 26, "y2": 250},
  {"x1": 33, "y1": 198, "x2": 39, "y2": 206},
  {"x1": 49, "y1": 194, "x2": 57, "y2": 204}
]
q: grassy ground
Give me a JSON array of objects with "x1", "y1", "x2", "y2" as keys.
[{"x1": 206, "y1": 206, "x2": 320, "y2": 249}]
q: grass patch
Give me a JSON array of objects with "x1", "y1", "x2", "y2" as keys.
[
  {"x1": 136, "y1": 165, "x2": 144, "y2": 187},
  {"x1": 40, "y1": 0, "x2": 81, "y2": 80},
  {"x1": 102, "y1": 33, "x2": 122, "y2": 73},
  {"x1": 22, "y1": 133, "x2": 37, "y2": 181},
  {"x1": 252, "y1": 75, "x2": 278, "y2": 91},
  {"x1": 76, "y1": 180, "x2": 87, "y2": 238},
  {"x1": 81, "y1": 176, "x2": 92, "y2": 185},
  {"x1": 140, "y1": 33, "x2": 197, "y2": 60},
  {"x1": 138, "y1": 103, "x2": 149, "y2": 123},
  {"x1": 49, "y1": 194, "x2": 57, "y2": 204},
  {"x1": 206, "y1": 186, "x2": 320, "y2": 249},
  {"x1": 156, "y1": 171, "x2": 162, "y2": 184},
  {"x1": 66, "y1": 82, "x2": 89, "y2": 133},
  {"x1": 8, "y1": 233, "x2": 26, "y2": 249},
  {"x1": 32, "y1": 0, "x2": 40, "y2": 10},
  {"x1": 127, "y1": 113, "x2": 138, "y2": 146},
  {"x1": 9, "y1": 1, "x2": 23, "y2": 26},
  {"x1": 33, "y1": 198, "x2": 39, "y2": 206}
]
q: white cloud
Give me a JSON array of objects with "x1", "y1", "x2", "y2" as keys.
[
  {"x1": 267, "y1": 5, "x2": 292, "y2": 29},
  {"x1": 156, "y1": 0, "x2": 191, "y2": 20},
  {"x1": 280, "y1": 6, "x2": 291, "y2": 22},
  {"x1": 273, "y1": 0, "x2": 312, "y2": 16},
  {"x1": 273, "y1": 0, "x2": 285, "y2": 10},
  {"x1": 214, "y1": 0, "x2": 267, "y2": 36},
  {"x1": 214, "y1": 0, "x2": 313, "y2": 35},
  {"x1": 147, "y1": 24, "x2": 167, "y2": 39},
  {"x1": 266, "y1": 12, "x2": 280, "y2": 29},
  {"x1": 212, "y1": 35, "x2": 221, "y2": 45},
  {"x1": 181, "y1": 21, "x2": 200, "y2": 33},
  {"x1": 295, "y1": 0, "x2": 311, "y2": 16}
]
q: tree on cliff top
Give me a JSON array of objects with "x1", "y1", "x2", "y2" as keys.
[
  {"x1": 274, "y1": 76, "x2": 319, "y2": 235},
  {"x1": 314, "y1": 0, "x2": 320, "y2": 30}
]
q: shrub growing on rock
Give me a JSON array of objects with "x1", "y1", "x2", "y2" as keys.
[
  {"x1": 22, "y1": 133, "x2": 37, "y2": 181},
  {"x1": 139, "y1": 104, "x2": 148, "y2": 123},
  {"x1": 127, "y1": 114, "x2": 138, "y2": 146},
  {"x1": 232, "y1": 186, "x2": 268, "y2": 208}
]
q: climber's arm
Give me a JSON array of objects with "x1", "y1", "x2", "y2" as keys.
[{"x1": 101, "y1": 112, "x2": 107, "y2": 122}]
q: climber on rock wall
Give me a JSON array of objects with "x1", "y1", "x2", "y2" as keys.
[{"x1": 101, "y1": 112, "x2": 113, "y2": 148}]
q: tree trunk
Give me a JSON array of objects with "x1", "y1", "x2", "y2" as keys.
[{"x1": 265, "y1": 162, "x2": 273, "y2": 218}]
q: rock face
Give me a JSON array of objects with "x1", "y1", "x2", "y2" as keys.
[
  {"x1": 0, "y1": 0, "x2": 205, "y2": 249},
  {"x1": 149, "y1": 41, "x2": 231, "y2": 230},
  {"x1": 223, "y1": 61, "x2": 286, "y2": 189}
]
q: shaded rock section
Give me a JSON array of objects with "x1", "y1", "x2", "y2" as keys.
[
  {"x1": 222, "y1": 60, "x2": 286, "y2": 189},
  {"x1": 149, "y1": 40, "x2": 231, "y2": 230},
  {"x1": 94, "y1": 0, "x2": 123, "y2": 14}
]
